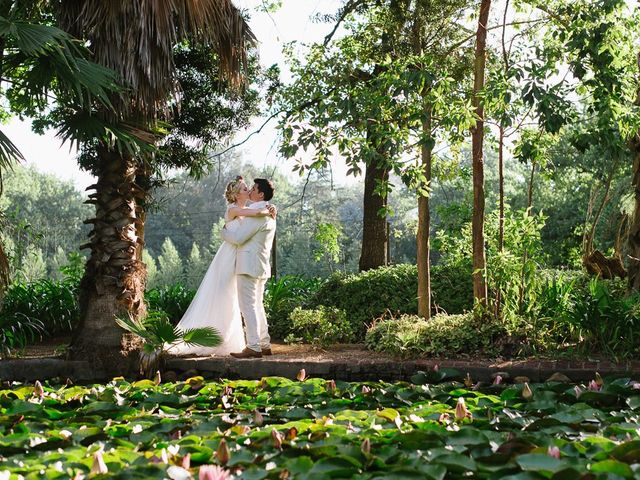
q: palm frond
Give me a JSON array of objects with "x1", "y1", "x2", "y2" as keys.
[
  {"x1": 115, "y1": 315, "x2": 150, "y2": 340},
  {"x1": 0, "y1": 129, "x2": 24, "y2": 171},
  {"x1": 180, "y1": 327, "x2": 222, "y2": 347},
  {"x1": 0, "y1": 16, "x2": 120, "y2": 110},
  {"x1": 144, "y1": 314, "x2": 180, "y2": 345},
  {"x1": 56, "y1": 111, "x2": 159, "y2": 157},
  {"x1": 58, "y1": 0, "x2": 256, "y2": 122}
]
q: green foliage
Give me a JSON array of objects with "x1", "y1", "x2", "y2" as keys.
[
  {"x1": 534, "y1": 272, "x2": 640, "y2": 357},
  {"x1": 185, "y1": 243, "x2": 209, "y2": 291},
  {"x1": 436, "y1": 206, "x2": 546, "y2": 322},
  {"x1": 309, "y1": 264, "x2": 419, "y2": 340},
  {"x1": 285, "y1": 306, "x2": 354, "y2": 348},
  {"x1": 3, "y1": 375, "x2": 640, "y2": 478},
  {"x1": 116, "y1": 311, "x2": 221, "y2": 353},
  {"x1": 313, "y1": 222, "x2": 342, "y2": 265},
  {"x1": 0, "y1": 263, "x2": 81, "y2": 355},
  {"x1": 365, "y1": 312, "x2": 507, "y2": 358},
  {"x1": 142, "y1": 249, "x2": 159, "y2": 290},
  {"x1": 265, "y1": 275, "x2": 323, "y2": 340},
  {"x1": 309, "y1": 263, "x2": 473, "y2": 340},
  {"x1": 145, "y1": 284, "x2": 195, "y2": 325},
  {"x1": 156, "y1": 238, "x2": 184, "y2": 288}
]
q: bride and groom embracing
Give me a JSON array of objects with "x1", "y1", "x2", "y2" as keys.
[{"x1": 171, "y1": 176, "x2": 277, "y2": 359}]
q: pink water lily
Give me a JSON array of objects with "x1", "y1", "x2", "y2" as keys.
[
  {"x1": 199, "y1": 465, "x2": 231, "y2": 480},
  {"x1": 574, "y1": 385, "x2": 583, "y2": 398},
  {"x1": 91, "y1": 450, "x2": 108, "y2": 475},
  {"x1": 33, "y1": 381, "x2": 44, "y2": 398},
  {"x1": 325, "y1": 380, "x2": 337, "y2": 392},
  {"x1": 361, "y1": 438, "x2": 371, "y2": 455},
  {"x1": 216, "y1": 439, "x2": 230, "y2": 465},
  {"x1": 181, "y1": 453, "x2": 191, "y2": 469},
  {"x1": 455, "y1": 397, "x2": 471, "y2": 421},
  {"x1": 547, "y1": 446, "x2": 561, "y2": 459},
  {"x1": 493, "y1": 375, "x2": 503, "y2": 386},
  {"x1": 522, "y1": 383, "x2": 533, "y2": 400},
  {"x1": 271, "y1": 428, "x2": 284, "y2": 449},
  {"x1": 588, "y1": 380, "x2": 601, "y2": 392},
  {"x1": 253, "y1": 409, "x2": 264, "y2": 426}
]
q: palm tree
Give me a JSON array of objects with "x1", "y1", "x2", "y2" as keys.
[
  {"x1": 0, "y1": 4, "x2": 120, "y2": 299},
  {"x1": 58, "y1": 1, "x2": 255, "y2": 370}
]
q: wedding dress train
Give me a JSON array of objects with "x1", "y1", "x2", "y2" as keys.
[{"x1": 168, "y1": 212, "x2": 246, "y2": 356}]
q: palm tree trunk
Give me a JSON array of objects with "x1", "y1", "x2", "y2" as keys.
[
  {"x1": 359, "y1": 128, "x2": 389, "y2": 271},
  {"x1": 417, "y1": 108, "x2": 432, "y2": 319},
  {"x1": 71, "y1": 145, "x2": 147, "y2": 371},
  {"x1": 471, "y1": 0, "x2": 491, "y2": 305}
]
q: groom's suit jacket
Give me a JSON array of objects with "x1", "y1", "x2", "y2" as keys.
[{"x1": 221, "y1": 201, "x2": 276, "y2": 279}]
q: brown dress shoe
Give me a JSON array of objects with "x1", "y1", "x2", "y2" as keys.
[
  {"x1": 262, "y1": 347, "x2": 273, "y2": 356},
  {"x1": 230, "y1": 347, "x2": 262, "y2": 359}
]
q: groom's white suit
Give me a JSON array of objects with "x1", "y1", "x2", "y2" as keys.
[{"x1": 221, "y1": 200, "x2": 275, "y2": 353}]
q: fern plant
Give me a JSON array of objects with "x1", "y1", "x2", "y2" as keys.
[{"x1": 116, "y1": 311, "x2": 221, "y2": 377}]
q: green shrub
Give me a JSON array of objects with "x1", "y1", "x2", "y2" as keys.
[
  {"x1": 365, "y1": 312, "x2": 507, "y2": 358},
  {"x1": 309, "y1": 263, "x2": 473, "y2": 340},
  {"x1": 265, "y1": 275, "x2": 323, "y2": 340},
  {"x1": 529, "y1": 270, "x2": 640, "y2": 357},
  {"x1": 285, "y1": 306, "x2": 354, "y2": 348},
  {"x1": 0, "y1": 275, "x2": 80, "y2": 355},
  {"x1": 145, "y1": 283, "x2": 195, "y2": 324}
]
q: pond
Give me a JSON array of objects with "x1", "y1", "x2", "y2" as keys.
[{"x1": 1, "y1": 369, "x2": 639, "y2": 479}]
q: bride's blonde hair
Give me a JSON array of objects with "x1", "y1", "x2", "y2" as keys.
[{"x1": 224, "y1": 175, "x2": 245, "y2": 204}]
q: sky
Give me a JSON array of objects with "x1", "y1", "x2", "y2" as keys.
[{"x1": 7, "y1": 0, "x2": 345, "y2": 191}]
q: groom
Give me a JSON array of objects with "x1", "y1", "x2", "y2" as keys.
[{"x1": 222, "y1": 178, "x2": 276, "y2": 359}]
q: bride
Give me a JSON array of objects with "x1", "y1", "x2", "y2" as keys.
[{"x1": 168, "y1": 176, "x2": 275, "y2": 356}]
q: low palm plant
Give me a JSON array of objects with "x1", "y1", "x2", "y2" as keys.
[{"x1": 116, "y1": 311, "x2": 221, "y2": 378}]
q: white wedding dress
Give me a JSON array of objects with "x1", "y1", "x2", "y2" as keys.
[{"x1": 168, "y1": 206, "x2": 246, "y2": 356}]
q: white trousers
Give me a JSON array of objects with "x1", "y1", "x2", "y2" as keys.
[{"x1": 237, "y1": 274, "x2": 271, "y2": 352}]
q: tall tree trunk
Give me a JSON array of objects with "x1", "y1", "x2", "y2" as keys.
[
  {"x1": 417, "y1": 109, "x2": 433, "y2": 318},
  {"x1": 629, "y1": 133, "x2": 640, "y2": 290},
  {"x1": 471, "y1": 0, "x2": 491, "y2": 305},
  {"x1": 495, "y1": 126, "x2": 505, "y2": 318},
  {"x1": 359, "y1": 132, "x2": 389, "y2": 271},
  {"x1": 70, "y1": 146, "x2": 147, "y2": 372}
]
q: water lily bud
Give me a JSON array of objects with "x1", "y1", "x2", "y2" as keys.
[
  {"x1": 199, "y1": 464, "x2": 231, "y2": 480},
  {"x1": 454, "y1": 397, "x2": 469, "y2": 421},
  {"x1": 253, "y1": 409, "x2": 264, "y2": 426},
  {"x1": 296, "y1": 369, "x2": 307, "y2": 382},
  {"x1": 632, "y1": 381, "x2": 640, "y2": 390},
  {"x1": 522, "y1": 383, "x2": 533, "y2": 400},
  {"x1": 361, "y1": 438, "x2": 371, "y2": 455},
  {"x1": 216, "y1": 439, "x2": 230, "y2": 465},
  {"x1": 182, "y1": 453, "x2": 191, "y2": 470},
  {"x1": 33, "y1": 380, "x2": 44, "y2": 398},
  {"x1": 154, "y1": 370, "x2": 161, "y2": 385},
  {"x1": 433, "y1": 364, "x2": 439, "y2": 372},
  {"x1": 91, "y1": 451, "x2": 108, "y2": 475},
  {"x1": 325, "y1": 380, "x2": 337, "y2": 392},
  {"x1": 286, "y1": 427, "x2": 298, "y2": 440},
  {"x1": 361, "y1": 385, "x2": 371, "y2": 395},
  {"x1": 493, "y1": 375, "x2": 503, "y2": 386},
  {"x1": 547, "y1": 446, "x2": 560, "y2": 459},
  {"x1": 223, "y1": 385, "x2": 233, "y2": 396},
  {"x1": 588, "y1": 380, "x2": 600, "y2": 392},
  {"x1": 595, "y1": 372, "x2": 604, "y2": 387},
  {"x1": 161, "y1": 448, "x2": 169, "y2": 464},
  {"x1": 464, "y1": 373, "x2": 473, "y2": 388},
  {"x1": 271, "y1": 428, "x2": 284, "y2": 449}
]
